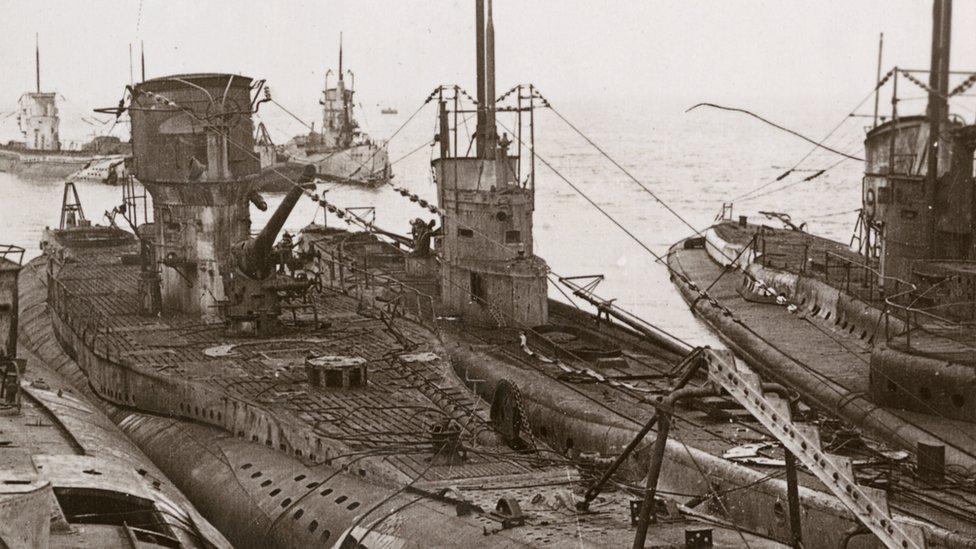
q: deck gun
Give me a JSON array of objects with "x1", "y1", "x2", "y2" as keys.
[{"x1": 223, "y1": 166, "x2": 318, "y2": 335}]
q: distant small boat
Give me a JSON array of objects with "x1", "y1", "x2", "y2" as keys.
[{"x1": 380, "y1": 106, "x2": 398, "y2": 115}]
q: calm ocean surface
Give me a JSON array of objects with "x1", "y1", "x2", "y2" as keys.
[{"x1": 0, "y1": 98, "x2": 866, "y2": 347}]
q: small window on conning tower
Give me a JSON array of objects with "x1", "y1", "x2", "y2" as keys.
[
  {"x1": 505, "y1": 230, "x2": 521, "y2": 244},
  {"x1": 458, "y1": 227, "x2": 474, "y2": 238}
]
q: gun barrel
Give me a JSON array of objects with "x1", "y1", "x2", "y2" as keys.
[
  {"x1": 253, "y1": 184, "x2": 304, "y2": 255},
  {"x1": 240, "y1": 165, "x2": 315, "y2": 278}
]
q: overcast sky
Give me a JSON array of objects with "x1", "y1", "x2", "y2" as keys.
[{"x1": 2, "y1": 1, "x2": 973, "y2": 137}]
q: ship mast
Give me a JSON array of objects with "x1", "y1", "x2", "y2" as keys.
[
  {"x1": 484, "y1": 0, "x2": 497, "y2": 159},
  {"x1": 35, "y1": 33, "x2": 40, "y2": 93},
  {"x1": 475, "y1": 0, "x2": 487, "y2": 157},
  {"x1": 924, "y1": 0, "x2": 952, "y2": 254}
]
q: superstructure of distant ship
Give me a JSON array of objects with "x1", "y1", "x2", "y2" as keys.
[
  {"x1": 275, "y1": 35, "x2": 391, "y2": 189},
  {"x1": 0, "y1": 36, "x2": 130, "y2": 182}
]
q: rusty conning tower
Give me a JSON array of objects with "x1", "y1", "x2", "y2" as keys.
[
  {"x1": 433, "y1": 0, "x2": 548, "y2": 328},
  {"x1": 861, "y1": 1, "x2": 976, "y2": 289},
  {"x1": 130, "y1": 74, "x2": 308, "y2": 325}
]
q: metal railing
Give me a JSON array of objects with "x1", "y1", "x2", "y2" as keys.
[
  {"x1": 752, "y1": 229, "x2": 976, "y2": 351},
  {"x1": 305, "y1": 244, "x2": 438, "y2": 325},
  {"x1": 0, "y1": 245, "x2": 25, "y2": 266},
  {"x1": 813, "y1": 250, "x2": 974, "y2": 352}
]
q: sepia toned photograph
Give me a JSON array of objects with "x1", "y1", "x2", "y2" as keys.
[{"x1": 0, "y1": 1, "x2": 974, "y2": 547}]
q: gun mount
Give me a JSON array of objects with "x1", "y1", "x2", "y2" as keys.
[{"x1": 223, "y1": 165, "x2": 318, "y2": 336}]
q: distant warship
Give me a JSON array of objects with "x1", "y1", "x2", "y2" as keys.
[
  {"x1": 0, "y1": 37, "x2": 129, "y2": 182},
  {"x1": 260, "y1": 35, "x2": 391, "y2": 191}
]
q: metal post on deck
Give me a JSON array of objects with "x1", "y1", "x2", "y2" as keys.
[
  {"x1": 761, "y1": 231, "x2": 767, "y2": 267},
  {"x1": 632, "y1": 412, "x2": 671, "y2": 549},
  {"x1": 784, "y1": 449, "x2": 803, "y2": 547},
  {"x1": 578, "y1": 352, "x2": 704, "y2": 513},
  {"x1": 907, "y1": 310, "x2": 912, "y2": 350}
]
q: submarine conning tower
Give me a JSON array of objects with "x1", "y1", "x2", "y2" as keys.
[
  {"x1": 860, "y1": 0, "x2": 976, "y2": 315},
  {"x1": 129, "y1": 74, "x2": 264, "y2": 319},
  {"x1": 18, "y1": 38, "x2": 59, "y2": 151},
  {"x1": 432, "y1": 0, "x2": 548, "y2": 328}
]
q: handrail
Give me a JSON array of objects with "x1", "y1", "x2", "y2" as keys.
[
  {"x1": 819, "y1": 249, "x2": 976, "y2": 350},
  {"x1": 0, "y1": 244, "x2": 26, "y2": 266},
  {"x1": 307, "y1": 244, "x2": 438, "y2": 324}
]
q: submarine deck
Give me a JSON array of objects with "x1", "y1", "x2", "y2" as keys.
[
  {"x1": 712, "y1": 220, "x2": 976, "y2": 361},
  {"x1": 51, "y1": 241, "x2": 542, "y2": 482},
  {"x1": 668, "y1": 223, "x2": 976, "y2": 536},
  {"x1": 44, "y1": 234, "x2": 789, "y2": 547}
]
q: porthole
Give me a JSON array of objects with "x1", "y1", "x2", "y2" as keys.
[
  {"x1": 335, "y1": 495, "x2": 348, "y2": 504},
  {"x1": 294, "y1": 475, "x2": 306, "y2": 482},
  {"x1": 241, "y1": 463, "x2": 252, "y2": 470},
  {"x1": 321, "y1": 530, "x2": 331, "y2": 542},
  {"x1": 309, "y1": 520, "x2": 319, "y2": 533},
  {"x1": 281, "y1": 498, "x2": 292, "y2": 507},
  {"x1": 270, "y1": 488, "x2": 281, "y2": 497},
  {"x1": 294, "y1": 509, "x2": 304, "y2": 520},
  {"x1": 251, "y1": 472, "x2": 262, "y2": 479},
  {"x1": 347, "y1": 502, "x2": 360, "y2": 510},
  {"x1": 496, "y1": 211, "x2": 509, "y2": 221},
  {"x1": 306, "y1": 482, "x2": 319, "y2": 489},
  {"x1": 321, "y1": 488, "x2": 334, "y2": 496},
  {"x1": 261, "y1": 480, "x2": 272, "y2": 488}
]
